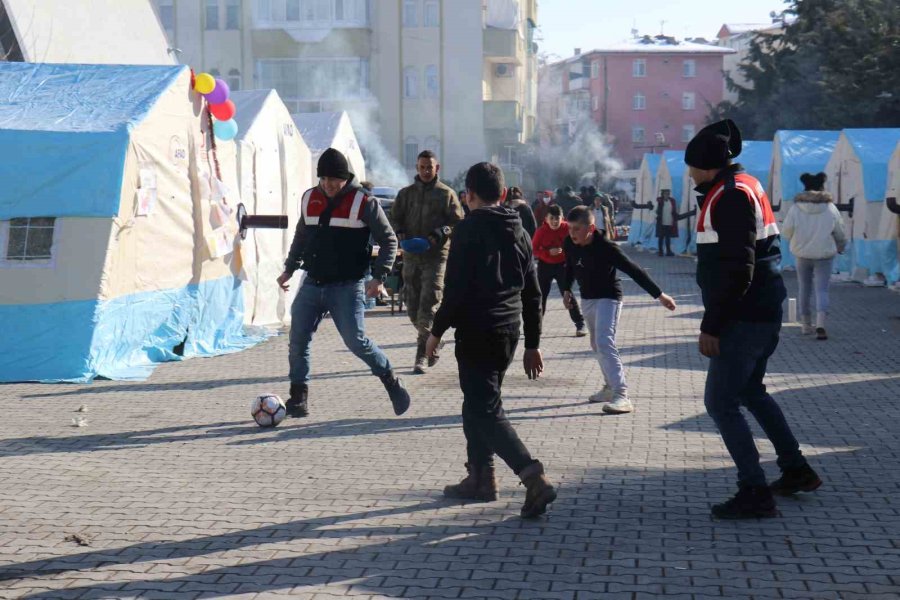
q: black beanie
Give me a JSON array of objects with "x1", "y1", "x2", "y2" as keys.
[
  {"x1": 800, "y1": 172, "x2": 827, "y2": 191},
  {"x1": 684, "y1": 119, "x2": 743, "y2": 169},
  {"x1": 317, "y1": 147, "x2": 354, "y2": 180}
]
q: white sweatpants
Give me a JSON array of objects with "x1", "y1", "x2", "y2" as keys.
[{"x1": 582, "y1": 298, "x2": 626, "y2": 395}]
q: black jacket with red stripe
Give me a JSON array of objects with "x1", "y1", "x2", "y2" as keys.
[
  {"x1": 695, "y1": 165, "x2": 786, "y2": 336},
  {"x1": 284, "y1": 184, "x2": 397, "y2": 284}
]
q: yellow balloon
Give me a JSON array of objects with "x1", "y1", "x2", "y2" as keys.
[{"x1": 194, "y1": 73, "x2": 215, "y2": 95}]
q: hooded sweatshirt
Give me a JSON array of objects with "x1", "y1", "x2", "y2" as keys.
[
  {"x1": 532, "y1": 221, "x2": 570, "y2": 265},
  {"x1": 781, "y1": 190, "x2": 847, "y2": 260},
  {"x1": 431, "y1": 205, "x2": 542, "y2": 349}
]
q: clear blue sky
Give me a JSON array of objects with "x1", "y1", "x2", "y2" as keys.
[{"x1": 538, "y1": 0, "x2": 791, "y2": 60}]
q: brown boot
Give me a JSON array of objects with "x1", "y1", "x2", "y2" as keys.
[
  {"x1": 519, "y1": 461, "x2": 557, "y2": 518},
  {"x1": 443, "y1": 463, "x2": 499, "y2": 502},
  {"x1": 414, "y1": 334, "x2": 428, "y2": 374}
]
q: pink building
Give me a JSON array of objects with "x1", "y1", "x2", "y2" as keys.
[{"x1": 552, "y1": 36, "x2": 734, "y2": 168}]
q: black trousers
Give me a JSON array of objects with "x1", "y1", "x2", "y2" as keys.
[
  {"x1": 455, "y1": 328, "x2": 537, "y2": 475},
  {"x1": 537, "y1": 261, "x2": 584, "y2": 326},
  {"x1": 658, "y1": 233, "x2": 673, "y2": 254}
]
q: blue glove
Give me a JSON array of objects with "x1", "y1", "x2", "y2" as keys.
[{"x1": 400, "y1": 237, "x2": 431, "y2": 254}]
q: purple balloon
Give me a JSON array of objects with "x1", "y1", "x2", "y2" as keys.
[{"x1": 204, "y1": 79, "x2": 230, "y2": 105}]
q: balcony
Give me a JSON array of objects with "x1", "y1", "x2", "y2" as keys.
[
  {"x1": 567, "y1": 76, "x2": 589, "y2": 92},
  {"x1": 484, "y1": 27, "x2": 524, "y2": 64},
  {"x1": 484, "y1": 100, "x2": 523, "y2": 141}
]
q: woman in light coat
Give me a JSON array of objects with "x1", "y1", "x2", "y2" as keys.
[{"x1": 782, "y1": 172, "x2": 848, "y2": 340}]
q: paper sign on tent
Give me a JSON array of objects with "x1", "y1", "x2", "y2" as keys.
[
  {"x1": 205, "y1": 227, "x2": 233, "y2": 259},
  {"x1": 136, "y1": 188, "x2": 157, "y2": 216}
]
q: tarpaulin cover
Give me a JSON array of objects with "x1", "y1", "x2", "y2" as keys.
[
  {"x1": 842, "y1": 128, "x2": 900, "y2": 202},
  {"x1": 0, "y1": 62, "x2": 186, "y2": 219},
  {"x1": 0, "y1": 276, "x2": 263, "y2": 383},
  {"x1": 739, "y1": 140, "x2": 773, "y2": 188},
  {"x1": 628, "y1": 153, "x2": 661, "y2": 246}
]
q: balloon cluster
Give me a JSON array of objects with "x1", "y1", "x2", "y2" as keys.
[{"x1": 194, "y1": 72, "x2": 238, "y2": 141}]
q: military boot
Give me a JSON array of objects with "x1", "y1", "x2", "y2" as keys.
[
  {"x1": 443, "y1": 463, "x2": 499, "y2": 502},
  {"x1": 519, "y1": 461, "x2": 557, "y2": 518},
  {"x1": 414, "y1": 338, "x2": 427, "y2": 375}
]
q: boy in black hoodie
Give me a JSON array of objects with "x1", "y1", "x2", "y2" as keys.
[{"x1": 426, "y1": 162, "x2": 557, "y2": 519}]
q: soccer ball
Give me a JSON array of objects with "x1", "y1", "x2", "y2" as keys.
[{"x1": 251, "y1": 394, "x2": 286, "y2": 428}]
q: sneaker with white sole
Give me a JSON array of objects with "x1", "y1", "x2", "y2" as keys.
[
  {"x1": 589, "y1": 386, "x2": 613, "y2": 404},
  {"x1": 603, "y1": 394, "x2": 633, "y2": 414}
]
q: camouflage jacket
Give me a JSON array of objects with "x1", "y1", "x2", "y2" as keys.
[{"x1": 390, "y1": 177, "x2": 464, "y2": 259}]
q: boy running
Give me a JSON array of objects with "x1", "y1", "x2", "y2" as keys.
[{"x1": 531, "y1": 205, "x2": 587, "y2": 336}]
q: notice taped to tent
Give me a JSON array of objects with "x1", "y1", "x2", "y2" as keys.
[
  {"x1": 136, "y1": 188, "x2": 157, "y2": 216},
  {"x1": 205, "y1": 227, "x2": 233, "y2": 260}
]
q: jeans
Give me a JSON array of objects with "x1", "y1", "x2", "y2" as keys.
[
  {"x1": 289, "y1": 279, "x2": 392, "y2": 385},
  {"x1": 704, "y1": 321, "x2": 806, "y2": 488},
  {"x1": 582, "y1": 298, "x2": 626, "y2": 394},
  {"x1": 537, "y1": 261, "x2": 584, "y2": 326},
  {"x1": 795, "y1": 257, "x2": 834, "y2": 322},
  {"x1": 455, "y1": 328, "x2": 537, "y2": 475}
]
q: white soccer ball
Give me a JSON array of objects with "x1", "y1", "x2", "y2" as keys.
[{"x1": 251, "y1": 394, "x2": 286, "y2": 428}]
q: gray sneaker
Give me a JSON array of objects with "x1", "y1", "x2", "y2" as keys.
[
  {"x1": 589, "y1": 386, "x2": 613, "y2": 404},
  {"x1": 603, "y1": 394, "x2": 633, "y2": 414}
]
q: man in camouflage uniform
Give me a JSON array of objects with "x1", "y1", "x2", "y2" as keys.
[{"x1": 391, "y1": 150, "x2": 465, "y2": 374}]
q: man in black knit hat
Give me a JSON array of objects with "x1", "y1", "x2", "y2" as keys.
[
  {"x1": 686, "y1": 120, "x2": 822, "y2": 519},
  {"x1": 277, "y1": 148, "x2": 411, "y2": 418}
]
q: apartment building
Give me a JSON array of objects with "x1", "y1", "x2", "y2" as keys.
[
  {"x1": 542, "y1": 36, "x2": 734, "y2": 169},
  {"x1": 153, "y1": 0, "x2": 538, "y2": 184},
  {"x1": 717, "y1": 22, "x2": 785, "y2": 104}
]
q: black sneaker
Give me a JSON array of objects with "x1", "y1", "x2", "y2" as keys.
[
  {"x1": 286, "y1": 384, "x2": 309, "y2": 418},
  {"x1": 380, "y1": 372, "x2": 411, "y2": 416},
  {"x1": 711, "y1": 486, "x2": 778, "y2": 520},
  {"x1": 816, "y1": 327, "x2": 828, "y2": 340},
  {"x1": 770, "y1": 464, "x2": 822, "y2": 496}
]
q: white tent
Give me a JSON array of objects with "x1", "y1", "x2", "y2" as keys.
[
  {"x1": 627, "y1": 153, "x2": 661, "y2": 248},
  {"x1": 883, "y1": 142, "x2": 900, "y2": 288},
  {"x1": 2, "y1": 0, "x2": 173, "y2": 65},
  {"x1": 0, "y1": 63, "x2": 260, "y2": 382},
  {"x1": 292, "y1": 111, "x2": 367, "y2": 183},
  {"x1": 652, "y1": 151, "x2": 686, "y2": 251},
  {"x1": 768, "y1": 130, "x2": 841, "y2": 270},
  {"x1": 824, "y1": 129, "x2": 900, "y2": 281},
  {"x1": 232, "y1": 90, "x2": 313, "y2": 327}
]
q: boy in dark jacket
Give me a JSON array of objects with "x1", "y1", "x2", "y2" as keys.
[
  {"x1": 531, "y1": 204, "x2": 586, "y2": 336},
  {"x1": 426, "y1": 162, "x2": 557, "y2": 519},
  {"x1": 562, "y1": 206, "x2": 677, "y2": 414},
  {"x1": 686, "y1": 119, "x2": 821, "y2": 519}
]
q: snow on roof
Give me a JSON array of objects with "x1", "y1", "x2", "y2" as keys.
[
  {"x1": 0, "y1": 63, "x2": 186, "y2": 133},
  {"x1": 719, "y1": 23, "x2": 775, "y2": 36},
  {"x1": 231, "y1": 89, "x2": 276, "y2": 138},
  {"x1": 562, "y1": 37, "x2": 733, "y2": 62},
  {"x1": 292, "y1": 111, "x2": 345, "y2": 153}
]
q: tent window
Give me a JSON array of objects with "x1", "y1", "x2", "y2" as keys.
[
  {"x1": 228, "y1": 69, "x2": 242, "y2": 91},
  {"x1": 4, "y1": 218, "x2": 56, "y2": 262}
]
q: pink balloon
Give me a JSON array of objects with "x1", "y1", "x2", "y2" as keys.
[{"x1": 204, "y1": 79, "x2": 230, "y2": 104}]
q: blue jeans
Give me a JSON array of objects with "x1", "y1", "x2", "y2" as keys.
[
  {"x1": 795, "y1": 257, "x2": 834, "y2": 322},
  {"x1": 704, "y1": 321, "x2": 806, "y2": 487},
  {"x1": 289, "y1": 279, "x2": 392, "y2": 385}
]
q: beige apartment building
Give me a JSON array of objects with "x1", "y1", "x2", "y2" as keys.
[{"x1": 153, "y1": 0, "x2": 538, "y2": 185}]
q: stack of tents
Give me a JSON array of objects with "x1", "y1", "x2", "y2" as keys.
[
  {"x1": 0, "y1": 62, "x2": 368, "y2": 382},
  {"x1": 629, "y1": 127, "x2": 900, "y2": 288}
]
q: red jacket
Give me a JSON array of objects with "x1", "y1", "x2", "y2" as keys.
[{"x1": 532, "y1": 221, "x2": 570, "y2": 264}]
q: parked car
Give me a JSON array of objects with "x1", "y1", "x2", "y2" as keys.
[{"x1": 372, "y1": 186, "x2": 399, "y2": 217}]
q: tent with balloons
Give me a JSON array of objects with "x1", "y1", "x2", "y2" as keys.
[{"x1": 0, "y1": 62, "x2": 264, "y2": 382}]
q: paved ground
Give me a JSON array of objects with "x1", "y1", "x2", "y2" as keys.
[{"x1": 2, "y1": 249, "x2": 899, "y2": 600}]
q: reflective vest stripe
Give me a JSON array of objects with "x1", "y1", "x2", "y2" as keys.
[
  {"x1": 302, "y1": 189, "x2": 367, "y2": 229},
  {"x1": 696, "y1": 174, "x2": 779, "y2": 244}
]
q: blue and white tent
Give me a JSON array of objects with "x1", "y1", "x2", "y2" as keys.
[
  {"x1": 654, "y1": 151, "x2": 686, "y2": 253},
  {"x1": 825, "y1": 128, "x2": 900, "y2": 282},
  {"x1": 0, "y1": 63, "x2": 261, "y2": 382},
  {"x1": 628, "y1": 153, "x2": 661, "y2": 247},
  {"x1": 769, "y1": 130, "x2": 841, "y2": 269}
]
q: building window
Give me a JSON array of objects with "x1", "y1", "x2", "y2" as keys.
[
  {"x1": 682, "y1": 124, "x2": 696, "y2": 142},
  {"x1": 632, "y1": 59, "x2": 646, "y2": 78},
  {"x1": 403, "y1": 0, "x2": 418, "y2": 27},
  {"x1": 683, "y1": 59, "x2": 697, "y2": 78},
  {"x1": 157, "y1": 0, "x2": 175, "y2": 31},
  {"x1": 424, "y1": 0, "x2": 439, "y2": 27},
  {"x1": 209, "y1": 68, "x2": 221, "y2": 78},
  {"x1": 228, "y1": 68, "x2": 241, "y2": 91},
  {"x1": 682, "y1": 92, "x2": 696, "y2": 110},
  {"x1": 225, "y1": 0, "x2": 240, "y2": 29},
  {"x1": 404, "y1": 66, "x2": 418, "y2": 98},
  {"x1": 286, "y1": 0, "x2": 300, "y2": 20},
  {"x1": 633, "y1": 93, "x2": 646, "y2": 110},
  {"x1": 334, "y1": 0, "x2": 367, "y2": 23},
  {"x1": 425, "y1": 65, "x2": 439, "y2": 98},
  {"x1": 592, "y1": 95, "x2": 599, "y2": 112},
  {"x1": 257, "y1": 58, "x2": 370, "y2": 101},
  {"x1": 205, "y1": 0, "x2": 220, "y2": 29},
  {"x1": 3, "y1": 217, "x2": 56, "y2": 262},
  {"x1": 404, "y1": 138, "x2": 419, "y2": 168},
  {"x1": 591, "y1": 60, "x2": 600, "y2": 79},
  {"x1": 632, "y1": 127, "x2": 645, "y2": 143}
]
